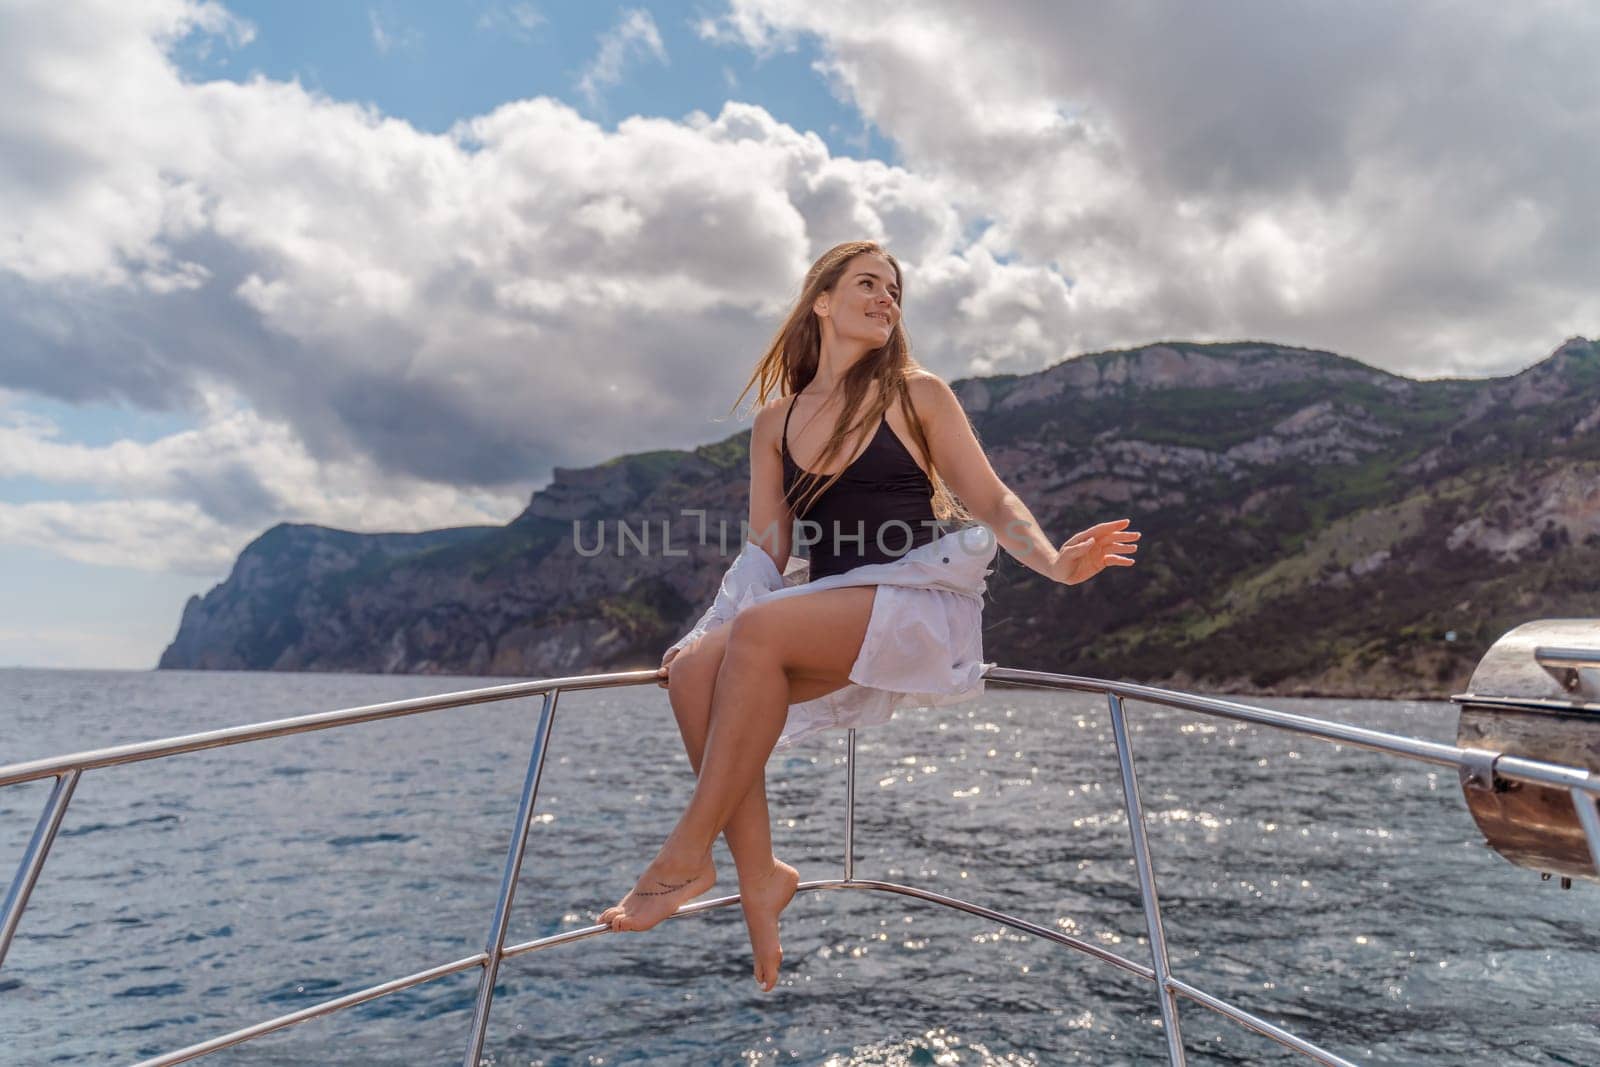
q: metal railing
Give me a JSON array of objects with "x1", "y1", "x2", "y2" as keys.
[{"x1": 3, "y1": 666, "x2": 1598, "y2": 1066}]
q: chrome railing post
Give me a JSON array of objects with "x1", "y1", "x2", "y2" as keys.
[
  {"x1": 1107, "y1": 693, "x2": 1187, "y2": 1066},
  {"x1": 1572, "y1": 786, "x2": 1600, "y2": 872},
  {"x1": 461, "y1": 688, "x2": 561, "y2": 1067},
  {"x1": 1, "y1": 770, "x2": 80, "y2": 972},
  {"x1": 844, "y1": 729, "x2": 857, "y2": 882}
]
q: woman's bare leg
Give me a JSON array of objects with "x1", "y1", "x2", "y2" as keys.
[
  {"x1": 600, "y1": 622, "x2": 839, "y2": 989},
  {"x1": 602, "y1": 587, "x2": 876, "y2": 951},
  {"x1": 598, "y1": 627, "x2": 762, "y2": 918},
  {"x1": 670, "y1": 627, "x2": 775, "y2": 887}
]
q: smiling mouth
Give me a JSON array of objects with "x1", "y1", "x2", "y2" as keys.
[{"x1": 867, "y1": 313, "x2": 890, "y2": 324}]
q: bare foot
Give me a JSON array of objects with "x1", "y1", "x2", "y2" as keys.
[
  {"x1": 740, "y1": 860, "x2": 800, "y2": 992},
  {"x1": 600, "y1": 854, "x2": 716, "y2": 932}
]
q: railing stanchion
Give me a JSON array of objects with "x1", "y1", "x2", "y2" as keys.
[
  {"x1": 1107, "y1": 693, "x2": 1187, "y2": 1066},
  {"x1": 1572, "y1": 786, "x2": 1600, "y2": 873},
  {"x1": 462, "y1": 688, "x2": 561, "y2": 1067},
  {"x1": 1, "y1": 770, "x2": 80, "y2": 972},
  {"x1": 844, "y1": 729, "x2": 857, "y2": 882}
]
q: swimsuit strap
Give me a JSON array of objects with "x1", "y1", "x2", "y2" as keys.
[{"x1": 781, "y1": 395, "x2": 797, "y2": 458}]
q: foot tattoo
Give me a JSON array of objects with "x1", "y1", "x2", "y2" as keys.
[{"x1": 600, "y1": 861, "x2": 717, "y2": 932}]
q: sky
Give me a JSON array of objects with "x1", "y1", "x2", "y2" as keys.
[{"x1": 1, "y1": 0, "x2": 1597, "y2": 670}]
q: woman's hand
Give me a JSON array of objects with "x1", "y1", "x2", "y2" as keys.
[
  {"x1": 1048, "y1": 519, "x2": 1141, "y2": 586},
  {"x1": 656, "y1": 646, "x2": 681, "y2": 689}
]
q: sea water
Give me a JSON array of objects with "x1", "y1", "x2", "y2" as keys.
[{"x1": 1, "y1": 669, "x2": 1596, "y2": 1065}]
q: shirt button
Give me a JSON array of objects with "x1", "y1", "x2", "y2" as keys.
[{"x1": 941, "y1": 557, "x2": 950, "y2": 563}]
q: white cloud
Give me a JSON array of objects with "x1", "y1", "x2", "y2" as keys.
[
  {"x1": 367, "y1": 8, "x2": 421, "y2": 55},
  {"x1": 0, "y1": 392, "x2": 521, "y2": 573},
  {"x1": 2, "y1": 0, "x2": 1595, "y2": 593},
  {"x1": 0, "y1": 2, "x2": 1016, "y2": 499},
  {"x1": 710, "y1": 0, "x2": 1600, "y2": 377},
  {"x1": 0, "y1": 497, "x2": 237, "y2": 574},
  {"x1": 476, "y1": 2, "x2": 545, "y2": 43},
  {"x1": 576, "y1": 8, "x2": 668, "y2": 110}
]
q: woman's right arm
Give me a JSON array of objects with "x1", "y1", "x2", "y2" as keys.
[{"x1": 745, "y1": 397, "x2": 794, "y2": 575}]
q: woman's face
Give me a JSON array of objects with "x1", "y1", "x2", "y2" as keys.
[{"x1": 818, "y1": 252, "x2": 901, "y2": 346}]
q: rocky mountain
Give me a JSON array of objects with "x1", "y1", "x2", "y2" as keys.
[{"x1": 160, "y1": 338, "x2": 1600, "y2": 697}]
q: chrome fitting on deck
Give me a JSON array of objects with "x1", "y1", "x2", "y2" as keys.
[{"x1": 1454, "y1": 619, "x2": 1600, "y2": 884}]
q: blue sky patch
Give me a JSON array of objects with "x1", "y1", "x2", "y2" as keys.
[{"x1": 171, "y1": 2, "x2": 887, "y2": 160}]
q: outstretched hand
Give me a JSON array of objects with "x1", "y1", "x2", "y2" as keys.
[{"x1": 1048, "y1": 518, "x2": 1140, "y2": 586}]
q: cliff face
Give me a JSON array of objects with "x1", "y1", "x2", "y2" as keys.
[{"x1": 161, "y1": 338, "x2": 1600, "y2": 696}]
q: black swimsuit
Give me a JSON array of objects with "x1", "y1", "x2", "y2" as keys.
[{"x1": 781, "y1": 396, "x2": 942, "y2": 580}]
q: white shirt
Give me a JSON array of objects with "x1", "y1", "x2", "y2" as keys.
[{"x1": 668, "y1": 526, "x2": 1000, "y2": 747}]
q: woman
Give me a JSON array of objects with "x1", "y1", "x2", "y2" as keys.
[{"x1": 599, "y1": 240, "x2": 1140, "y2": 992}]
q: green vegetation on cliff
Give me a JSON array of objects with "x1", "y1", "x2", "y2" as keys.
[{"x1": 162, "y1": 337, "x2": 1600, "y2": 696}]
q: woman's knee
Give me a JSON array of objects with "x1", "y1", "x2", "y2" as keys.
[
  {"x1": 726, "y1": 604, "x2": 784, "y2": 657},
  {"x1": 668, "y1": 627, "x2": 729, "y2": 700}
]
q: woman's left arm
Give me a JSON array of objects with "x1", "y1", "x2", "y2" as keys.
[{"x1": 909, "y1": 375, "x2": 1139, "y2": 586}]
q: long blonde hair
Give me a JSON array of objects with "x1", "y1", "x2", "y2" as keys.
[{"x1": 732, "y1": 240, "x2": 969, "y2": 522}]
